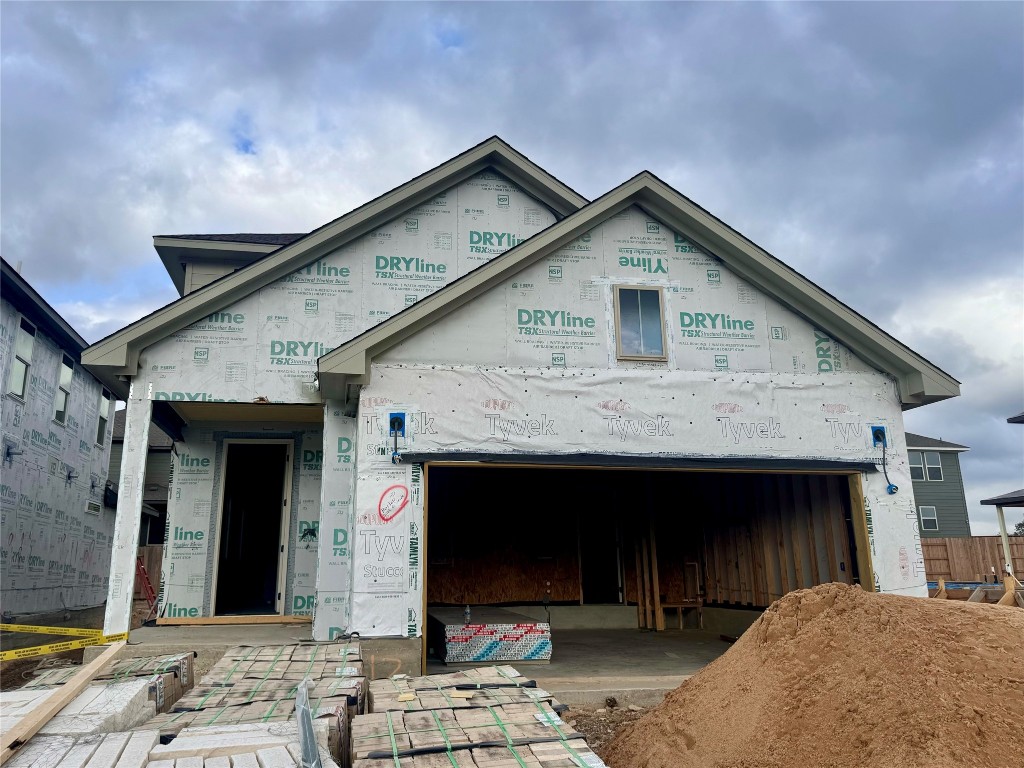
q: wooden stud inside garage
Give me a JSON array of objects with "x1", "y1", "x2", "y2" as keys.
[{"x1": 421, "y1": 463, "x2": 870, "y2": 639}]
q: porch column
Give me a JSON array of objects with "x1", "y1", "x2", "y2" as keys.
[
  {"x1": 312, "y1": 402, "x2": 356, "y2": 641},
  {"x1": 995, "y1": 505, "x2": 1014, "y2": 578},
  {"x1": 103, "y1": 394, "x2": 152, "y2": 636}
]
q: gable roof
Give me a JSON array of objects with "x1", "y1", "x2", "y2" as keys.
[
  {"x1": 1, "y1": 258, "x2": 129, "y2": 400},
  {"x1": 154, "y1": 234, "x2": 308, "y2": 294},
  {"x1": 2, "y1": 257, "x2": 88, "y2": 355},
  {"x1": 905, "y1": 433, "x2": 968, "y2": 451},
  {"x1": 318, "y1": 171, "x2": 960, "y2": 409},
  {"x1": 81, "y1": 137, "x2": 588, "y2": 394}
]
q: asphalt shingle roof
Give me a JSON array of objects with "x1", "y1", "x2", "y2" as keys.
[
  {"x1": 980, "y1": 489, "x2": 1024, "y2": 507},
  {"x1": 904, "y1": 432, "x2": 969, "y2": 451}
]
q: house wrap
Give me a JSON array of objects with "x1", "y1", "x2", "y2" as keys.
[
  {"x1": 1, "y1": 258, "x2": 120, "y2": 616},
  {"x1": 83, "y1": 138, "x2": 960, "y2": 643}
]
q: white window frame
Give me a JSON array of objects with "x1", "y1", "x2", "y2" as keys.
[
  {"x1": 613, "y1": 285, "x2": 668, "y2": 362},
  {"x1": 924, "y1": 451, "x2": 943, "y2": 481},
  {"x1": 53, "y1": 354, "x2": 74, "y2": 425},
  {"x1": 908, "y1": 451, "x2": 925, "y2": 481},
  {"x1": 6, "y1": 318, "x2": 35, "y2": 398},
  {"x1": 919, "y1": 505, "x2": 938, "y2": 531},
  {"x1": 95, "y1": 389, "x2": 111, "y2": 446}
]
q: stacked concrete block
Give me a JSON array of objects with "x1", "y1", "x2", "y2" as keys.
[
  {"x1": 146, "y1": 721, "x2": 340, "y2": 768},
  {"x1": 21, "y1": 652, "x2": 196, "y2": 715},
  {"x1": 144, "y1": 642, "x2": 361, "y2": 765},
  {"x1": 1, "y1": 677, "x2": 157, "y2": 737},
  {"x1": 3, "y1": 730, "x2": 158, "y2": 768},
  {"x1": 351, "y1": 666, "x2": 605, "y2": 767}
]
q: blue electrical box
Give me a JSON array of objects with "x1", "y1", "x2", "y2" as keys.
[{"x1": 871, "y1": 425, "x2": 887, "y2": 447}]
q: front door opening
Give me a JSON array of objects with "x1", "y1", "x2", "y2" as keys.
[{"x1": 215, "y1": 443, "x2": 289, "y2": 615}]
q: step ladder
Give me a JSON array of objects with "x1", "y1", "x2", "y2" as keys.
[{"x1": 136, "y1": 555, "x2": 158, "y2": 621}]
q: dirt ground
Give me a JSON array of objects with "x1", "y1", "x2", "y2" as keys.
[
  {"x1": 566, "y1": 704, "x2": 649, "y2": 753},
  {"x1": 602, "y1": 583, "x2": 1024, "y2": 768},
  {"x1": 1, "y1": 599, "x2": 153, "y2": 691}
]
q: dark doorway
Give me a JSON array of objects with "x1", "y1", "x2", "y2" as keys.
[
  {"x1": 215, "y1": 442, "x2": 289, "y2": 615},
  {"x1": 580, "y1": 518, "x2": 622, "y2": 604},
  {"x1": 425, "y1": 465, "x2": 625, "y2": 607}
]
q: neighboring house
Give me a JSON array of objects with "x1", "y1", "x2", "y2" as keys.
[
  {"x1": 108, "y1": 408, "x2": 173, "y2": 546},
  {"x1": 980, "y1": 412, "x2": 1024, "y2": 578},
  {"x1": 83, "y1": 137, "x2": 960, "y2": 647},
  {"x1": 904, "y1": 433, "x2": 971, "y2": 538},
  {"x1": 0, "y1": 258, "x2": 123, "y2": 616}
]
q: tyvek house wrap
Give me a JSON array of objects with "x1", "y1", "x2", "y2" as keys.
[
  {"x1": 353, "y1": 366, "x2": 924, "y2": 611},
  {"x1": 145, "y1": 172, "x2": 551, "y2": 621},
  {"x1": 1, "y1": 297, "x2": 116, "y2": 615},
  {"x1": 341, "y1": 205, "x2": 925, "y2": 636}
]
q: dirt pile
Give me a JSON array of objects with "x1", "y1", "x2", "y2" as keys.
[{"x1": 603, "y1": 582, "x2": 1024, "y2": 768}]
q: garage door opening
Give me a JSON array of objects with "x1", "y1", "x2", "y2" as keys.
[
  {"x1": 424, "y1": 463, "x2": 865, "y2": 662},
  {"x1": 213, "y1": 441, "x2": 291, "y2": 616}
]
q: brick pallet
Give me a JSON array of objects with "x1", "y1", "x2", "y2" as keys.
[
  {"x1": 3, "y1": 643, "x2": 359, "y2": 767},
  {"x1": 22, "y1": 651, "x2": 196, "y2": 692},
  {"x1": 352, "y1": 666, "x2": 607, "y2": 768},
  {"x1": 355, "y1": 739, "x2": 604, "y2": 767}
]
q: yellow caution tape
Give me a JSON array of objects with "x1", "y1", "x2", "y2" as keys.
[
  {"x1": 0, "y1": 632, "x2": 129, "y2": 661},
  {"x1": 0, "y1": 623, "x2": 104, "y2": 638}
]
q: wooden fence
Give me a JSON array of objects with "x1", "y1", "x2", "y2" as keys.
[
  {"x1": 134, "y1": 544, "x2": 163, "y2": 598},
  {"x1": 922, "y1": 536, "x2": 1024, "y2": 582}
]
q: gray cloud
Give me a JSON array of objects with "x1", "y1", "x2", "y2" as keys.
[{"x1": 2, "y1": 1, "x2": 1021, "y2": 532}]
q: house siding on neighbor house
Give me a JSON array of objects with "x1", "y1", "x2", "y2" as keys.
[
  {"x1": 0, "y1": 262, "x2": 117, "y2": 615},
  {"x1": 906, "y1": 438, "x2": 971, "y2": 538}
]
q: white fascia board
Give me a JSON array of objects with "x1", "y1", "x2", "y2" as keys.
[{"x1": 152, "y1": 237, "x2": 281, "y2": 253}]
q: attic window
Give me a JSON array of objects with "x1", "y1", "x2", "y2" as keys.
[{"x1": 614, "y1": 286, "x2": 667, "y2": 361}]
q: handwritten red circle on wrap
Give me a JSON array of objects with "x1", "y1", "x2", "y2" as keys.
[{"x1": 378, "y1": 485, "x2": 409, "y2": 523}]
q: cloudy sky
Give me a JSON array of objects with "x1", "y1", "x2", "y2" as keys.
[{"x1": 2, "y1": 2, "x2": 1021, "y2": 532}]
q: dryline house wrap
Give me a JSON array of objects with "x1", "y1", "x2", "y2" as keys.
[
  {"x1": 82, "y1": 137, "x2": 960, "y2": 644},
  {"x1": 1, "y1": 259, "x2": 121, "y2": 616}
]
